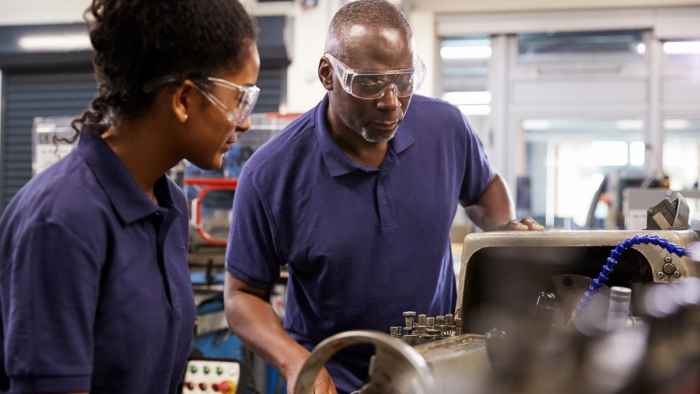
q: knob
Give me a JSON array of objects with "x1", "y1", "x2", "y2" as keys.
[{"x1": 219, "y1": 380, "x2": 237, "y2": 393}]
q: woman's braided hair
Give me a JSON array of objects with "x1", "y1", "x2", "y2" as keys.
[{"x1": 74, "y1": 0, "x2": 257, "y2": 134}]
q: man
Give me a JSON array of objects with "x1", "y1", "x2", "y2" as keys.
[{"x1": 224, "y1": 1, "x2": 543, "y2": 393}]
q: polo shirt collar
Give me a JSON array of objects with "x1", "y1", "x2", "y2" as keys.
[
  {"x1": 77, "y1": 128, "x2": 182, "y2": 224},
  {"x1": 314, "y1": 94, "x2": 415, "y2": 177}
]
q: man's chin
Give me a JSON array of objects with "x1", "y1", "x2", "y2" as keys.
[{"x1": 360, "y1": 126, "x2": 398, "y2": 144}]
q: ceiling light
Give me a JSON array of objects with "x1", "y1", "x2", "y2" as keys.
[
  {"x1": 442, "y1": 91, "x2": 491, "y2": 105},
  {"x1": 522, "y1": 120, "x2": 551, "y2": 130},
  {"x1": 18, "y1": 34, "x2": 91, "y2": 51},
  {"x1": 663, "y1": 41, "x2": 700, "y2": 55},
  {"x1": 636, "y1": 43, "x2": 646, "y2": 55},
  {"x1": 663, "y1": 119, "x2": 690, "y2": 130},
  {"x1": 440, "y1": 46, "x2": 491, "y2": 60},
  {"x1": 615, "y1": 120, "x2": 644, "y2": 130}
]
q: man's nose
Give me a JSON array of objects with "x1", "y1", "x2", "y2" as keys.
[
  {"x1": 377, "y1": 83, "x2": 401, "y2": 111},
  {"x1": 376, "y1": 85, "x2": 401, "y2": 111}
]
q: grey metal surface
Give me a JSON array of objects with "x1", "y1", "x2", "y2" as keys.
[
  {"x1": 456, "y1": 230, "x2": 700, "y2": 328},
  {"x1": 295, "y1": 231, "x2": 700, "y2": 394},
  {"x1": 414, "y1": 335, "x2": 489, "y2": 394}
]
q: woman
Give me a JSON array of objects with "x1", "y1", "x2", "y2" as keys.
[{"x1": 0, "y1": 0, "x2": 259, "y2": 393}]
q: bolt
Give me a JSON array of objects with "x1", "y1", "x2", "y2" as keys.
[
  {"x1": 657, "y1": 271, "x2": 665, "y2": 279},
  {"x1": 414, "y1": 314, "x2": 427, "y2": 336},
  {"x1": 674, "y1": 270, "x2": 681, "y2": 278},
  {"x1": 563, "y1": 276, "x2": 574, "y2": 287},
  {"x1": 403, "y1": 311, "x2": 416, "y2": 330},
  {"x1": 664, "y1": 255, "x2": 673, "y2": 263},
  {"x1": 663, "y1": 262, "x2": 676, "y2": 276}
]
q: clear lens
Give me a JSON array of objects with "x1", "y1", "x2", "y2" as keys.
[
  {"x1": 350, "y1": 72, "x2": 417, "y2": 98},
  {"x1": 196, "y1": 78, "x2": 260, "y2": 125},
  {"x1": 326, "y1": 54, "x2": 426, "y2": 100}
]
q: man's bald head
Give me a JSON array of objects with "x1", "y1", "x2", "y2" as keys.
[{"x1": 324, "y1": 0, "x2": 413, "y2": 57}]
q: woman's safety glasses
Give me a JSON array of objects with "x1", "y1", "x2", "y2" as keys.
[
  {"x1": 144, "y1": 75, "x2": 260, "y2": 126},
  {"x1": 325, "y1": 53, "x2": 426, "y2": 100}
]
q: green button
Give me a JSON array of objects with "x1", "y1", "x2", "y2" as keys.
[
  {"x1": 203, "y1": 366, "x2": 210, "y2": 374},
  {"x1": 189, "y1": 365, "x2": 197, "y2": 373},
  {"x1": 216, "y1": 366, "x2": 223, "y2": 375}
]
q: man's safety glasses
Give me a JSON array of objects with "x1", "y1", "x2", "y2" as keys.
[
  {"x1": 325, "y1": 53, "x2": 426, "y2": 100},
  {"x1": 144, "y1": 75, "x2": 260, "y2": 125}
]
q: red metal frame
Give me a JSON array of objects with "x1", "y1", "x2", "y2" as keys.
[{"x1": 185, "y1": 178, "x2": 238, "y2": 246}]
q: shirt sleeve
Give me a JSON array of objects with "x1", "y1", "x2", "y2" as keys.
[
  {"x1": 225, "y1": 168, "x2": 282, "y2": 289},
  {"x1": 4, "y1": 219, "x2": 103, "y2": 392},
  {"x1": 458, "y1": 111, "x2": 493, "y2": 207}
]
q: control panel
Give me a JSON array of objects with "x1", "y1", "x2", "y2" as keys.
[{"x1": 183, "y1": 358, "x2": 244, "y2": 393}]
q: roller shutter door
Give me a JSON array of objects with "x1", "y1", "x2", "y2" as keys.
[
  {"x1": 256, "y1": 66, "x2": 285, "y2": 113},
  {"x1": 0, "y1": 72, "x2": 97, "y2": 212}
]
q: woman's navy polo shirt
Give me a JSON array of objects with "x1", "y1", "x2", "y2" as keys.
[
  {"x1": 226, "y1": 94, "x2": 492, "y2": 393},
  {"x1": 0, "y1": 130, "x2": 195, "y2": 393}
]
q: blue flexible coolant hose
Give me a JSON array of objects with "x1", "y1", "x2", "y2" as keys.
[{"x1": 570, "y1": 234, "x2": 688, "y2": 322}]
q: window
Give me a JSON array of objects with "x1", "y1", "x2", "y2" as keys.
[
  {"x1": 663, "y1": 118, "x2": 700, "y2": 190},
  {"x1": 523, "y1": 119, "x2": 645, "y2": 229},
  {"x1": 517, "y1": 30, "x2": 645, "y2": 64},
  {"x1": 439, "y1": 36, "x2": 491, "y2": 147}
]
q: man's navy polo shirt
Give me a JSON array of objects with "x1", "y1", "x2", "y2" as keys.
[
  {"x1": 226, "y1": 94, "x2": 492, "y2": 393},
  {"x1": 0, "y1": 130, "x2": 194, "y2": 393}
]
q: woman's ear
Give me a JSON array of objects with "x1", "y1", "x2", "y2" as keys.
[
  {"x1": 171, "y1": 80, "x2": 196, "y2": 123},
  {"x1": 318, "y1": 57, "x2": 334, "y2": 91}
]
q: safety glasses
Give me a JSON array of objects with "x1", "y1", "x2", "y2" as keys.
[
  {"x1": 325, "y1": 53, "x2": 426, "y2": 100},
  {"x1": 144, "y1": 75, "x2": 260, "y2": 125}
]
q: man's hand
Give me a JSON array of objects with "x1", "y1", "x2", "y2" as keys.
[
  {"x1": 225, "y1": 273, "x2": 338, "y2": 394},
  {"x1": 498, "y1": 217, "x2": 544, "y2": 231},
  {"x1": 286, "y1": 365, "x2": 337, "y2": 394}
]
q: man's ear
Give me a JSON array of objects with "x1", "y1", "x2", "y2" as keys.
[
  {"x1": 318, "y1": 57, "x2": 333, "y2": 91},
  {"x1": 170, "y1": 80, "x2": 196, "y2": 123}
]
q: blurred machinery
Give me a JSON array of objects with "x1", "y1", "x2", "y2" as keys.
[
  {"x1": 185, "y1": 113, "x2": 298, "y2": 394},
  {"x1": 624, "y1": 189, "x2": 700, "y2": 231},
  {"x1": 182, "y1": 358, "x2": 246, "y2": 394},
  {"x1": 293, "y1": 196, "x2": 700, "y2": 394}
]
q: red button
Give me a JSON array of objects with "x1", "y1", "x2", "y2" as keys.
[
  {"x1": 219, "y1": 381, "x2": 231, "y2": 392},
  {"x1": 199, "y1": 383, "x2": 208, "y2": 390},
  {"x1": 185, "y1": 382, "x2": 194, "y2": 390},
  {"x1": 212, "y1": 383, "x2": 220, "y2": 392}
]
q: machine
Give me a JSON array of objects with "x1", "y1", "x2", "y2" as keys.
[
  {"x1": 184, "y1": 113, "x2": 297, "y2": 394},
  {"x1": 293, "y1": 196, "x2": 700, "y2": 394}
]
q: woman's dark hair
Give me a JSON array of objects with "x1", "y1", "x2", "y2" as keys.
[{"x1": 74, "y1": 0, "x2": 257, "y2": 134}]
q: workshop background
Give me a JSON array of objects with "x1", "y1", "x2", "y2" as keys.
[{"x1": 0, "y1": 0, "x2": 699, "y2": 393}]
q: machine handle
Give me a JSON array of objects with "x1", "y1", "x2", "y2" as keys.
[{"x1": 294, "y1": 330, "x2": 435, "y2": 394}]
